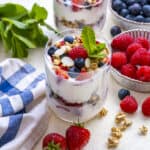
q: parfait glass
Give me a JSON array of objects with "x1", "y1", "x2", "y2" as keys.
[{"x1": 44, "y1": 29, "x2": 110, "y2": 122}]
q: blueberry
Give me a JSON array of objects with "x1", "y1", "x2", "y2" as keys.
[
  {"x1": 137, "y1": 0, "x2": 148, "y2": 5},
  {"x1": 84, "y1": 2, "x2": 92, "y2": 9},
  {"x1": 125, "y1": 14, "x2": 135, "y2": 21},
  {"x1": 126, "y1": 0, "x2": 136, "y2": 6},
  {"x1": 74, "y1": 58, "x2": 85, "y2": 69},
  {"x1": 144, "y1": 17, "x2": 150, "y2": 22},
  {"x1": 120, "y1": 9, "x2": 129, "y2": 17},
  {"x1": 122, "y1": 2, "x2": 127, "y2": 9},
  {"x1": 64, "y1": 36, "x2": 74, "y2": 44},
  {"x1": 47, "y1": 46, "x2": 57, "y2": 56},
  {"x1": 98, "y1": 62, "x2": 104, "y2": 67},
  {"x1": 134, "y1": 15, "x2": 145, "y2": 22},
  {"x1": 110, "y1": 25, "x2": 121, "y2": 37},
  {"x1": 118, "y1": 89, "x2": 130, "y2": 100},
  {"x1": 68, "y1": 67, "x2": 80, "y2": 78},
  {"x1": 112, "y1": 0, "x2": 123, "y2": 12},
  {"x1": 143, "y1": 5, "x2": 150, "y2": 17},
  {"x1": 128, "y1": 3, "x2": 142, "y2": 16}
]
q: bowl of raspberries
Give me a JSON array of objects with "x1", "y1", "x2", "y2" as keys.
[
  {"x1": 111, "y1": 29, "x2": 150, "y2": 92},
  {"x1": 110, "y1": 0, "x2": 150, "y2": 30}
]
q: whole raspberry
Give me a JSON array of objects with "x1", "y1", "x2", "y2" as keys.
[
  {"x1": 135, "y1": 37, "x2": 150, "y2": 50},
  {"x1": 126, "y1": 43, "x2": 143, "y2": 58},
  {"x1": 111, "y1": 52, "x2": 127, "y2": 69},
  {"x1": 120, "y1": 96, "x2": 138, "y2": 113},
  {"x1": 130, "y1": 48, "x2": 149, "y2": 65},
  {"x1": 142, "y1": 97, "x2": 150, "y2": 117},
  {"x1": 111, "y1": 34, "x2": 134, "y2": 51},
  {"x1": 136, "y1": 66, "x2": 150, "y2": 82},
  {"x1": 121, "y1": 64, "x2": 137, "y2": 79},
  {"x1": 68, "y1": 47, "x2": 88, "y2": 60}
]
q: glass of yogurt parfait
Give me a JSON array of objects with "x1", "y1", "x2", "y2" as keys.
[
  {"x1": 54, "y1": 0, "x2": 108, "y2": 31},
  {"x1": 44, "y1": 26, "x2": 110, "y2": 122}
]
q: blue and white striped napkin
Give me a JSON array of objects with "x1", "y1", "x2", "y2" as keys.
[{"x1": 0, "y1": 59, "x2": 50, "y2": 150}]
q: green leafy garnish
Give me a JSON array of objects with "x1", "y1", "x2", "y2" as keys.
[
  {"x1": 81, "y1": 26, "x2": 107, "y2": 59},
  {"x1": 0, "y1": 3, "x2": 59, "y2": 58}
]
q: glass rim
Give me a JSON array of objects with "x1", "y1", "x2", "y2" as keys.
[{"x1": 56, "y1": 0, "x2": 103, "y2": 9}]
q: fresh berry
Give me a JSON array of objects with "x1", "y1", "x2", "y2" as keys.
[
  {"x1": 136, "y1": 66, "x2": 150, "y2": 82},
  {"x1": 68, "y1": 67, "x2": 80, "y2": 78},
  {"x1": 120, "y1": 96, "x2": 138, "y2": 113},
  {"x1": 110, "y1": 25, "x2": 122, "y2": 37},
  {"x1": 121, "y1": 64, "x2": 137, "y2": 79},
  {"x1": 42, "y1": 133, "x2": 66, "y2": 150},
  {"x1": 142, "y1": 97, "x2": 150, "y2": 117},
  {"x1": 72, "y1": 0, "x2": 83, "y2": 11},
  {"x1": 128, "y1": 3, "x2": 142, "y2": 16},
  {"x1": 126, "y1": 0, "x2": 136, "y2": 6},
  {"x1": 126, "y1": 43, "x2": 143, "y2": 58},
  {"x1": 66, "y1": 125, "x2": 90, "y2": 150},
  {"x1": 111, "y1": 52, "x2": 127, "y2": 69},
  {"x1": 130, "y1": 48, "x2": 150, "y2": 66},
  {"x1": 48, "y1": 46, "x2": 57, "y2": 56},
  {"x1": 111, "y1": 34, "x2": 134, "y2": 51},
  {"x1": 64, "y1": 36, "x2": 74, "y2": 44},
  {"x1": 143, "y1": 5, "x2": 150, "y2": 17},
  {"x1": 134, "y1": 15, "x2": 145, "y2": 22},
  {"x1": 55, "y1": 68, "x2": 69, "y2": 79},
  {"x1": 120, "y1": 9, "x2": 129, "y2": 17},
  {"x1": 112, "y1": 0, "x2": 123, "y2": 12},
  {"x1": 98, "y1": 61, "x2": 104, "y2": 67},
  {"x1": 118, "y1": 88, "x2": 130, "y2": 100},
  {"x1": 68, "y1": 47, "x2": 88, "y2": 60},
  {"x1": 74, "y1": 57, "x2": 85, "y2": 69},
  {"x1": 135, "y1": 37, "x2": 150, "y2": 50}
]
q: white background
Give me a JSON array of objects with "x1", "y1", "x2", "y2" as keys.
[{"x1": 0, "y1": 1, "x2": 150, "y2": 150}]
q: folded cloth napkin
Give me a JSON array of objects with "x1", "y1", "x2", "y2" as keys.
[{"x1": 0, "y1": 59, "x2": 50, "y2": 150}]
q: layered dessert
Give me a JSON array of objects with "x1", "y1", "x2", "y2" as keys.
[
  {"x1": 44, "y1": 27, "x2": 110, "y2": 122},
  {"x1": 54, "y1": 0, "x2": 108, "y2": 31}
]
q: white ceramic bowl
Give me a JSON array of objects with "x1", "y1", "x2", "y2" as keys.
[
  {"x1": 111, "y1": 29, "x2": 150, "y2": 93},
  {"x1": 110, "y1": 0, "x2": 150, "y2": 30}
]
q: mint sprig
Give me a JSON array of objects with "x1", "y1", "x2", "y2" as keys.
[{"x1": 81, "y1": 26, "x2": 107, "y2": 59}]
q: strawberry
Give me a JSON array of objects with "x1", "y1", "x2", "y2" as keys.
[
  {"x1": 72, "y1": 0, "x2": 83, "y2": 11},
  {"x1": 120, "y1": 96, "x2": 138, "y2": 113},
  {"x1": 42, "y1": 133, "x2": 66, "y2": 150},
  {"x1": 142, "y1": 97, "x2": 150, "y2": 117},
  {"x1": 121, "y1": 64, "x2": 137, "y2": 79},
  {"x1": 111, "y1": 52, "x2": 127, "y2": 69},
  {"x1": 55, "y1": 67, "x2": 69, "y2": 79},
  {"x1": 66, "y1": 124, "x2": 90, "y2": 150},
  {"x1": 111, "y1": 34, "x2": 134, "y2": 51},
  {"x1": 136, "y1": 66, "x2": 150, "y2": 82},
  {"x1": 135, "y1": 37, "x2": 150, "y2": 50},
  {"x1": 68, "y1": 46, "x2": 88, "y2": 60},
  {"x1": 126, "y1": 42, "x2": 143, "y2": 58}
]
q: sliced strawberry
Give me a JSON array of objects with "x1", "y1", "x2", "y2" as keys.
[{"x1": 55, "y1": 67, "x2": 69, "y2": 79}]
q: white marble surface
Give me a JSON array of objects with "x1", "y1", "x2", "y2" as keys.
[{"x1": 0, "y1": 1, "x2": 150, "y2": 150}]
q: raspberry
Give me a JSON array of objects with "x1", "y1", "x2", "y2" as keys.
[
  {"x1": 111, "y1": 52, "x2": 127, "y2": 69},
  {"x1": 121, "y1": 64, "x2": 137, "y2": 79},
  {"x1": 111, "y1": 34, "x2": 134, "y2": 51},
  {"x1": 130, "y1": 48, "x2": 149, "y2": 65},
  {"x1": 142, "y1": 97, "x2": 150, "y2": 117},
  {"x1": 68, "y1": 47, "x2": 88, "y2": 60},
  {"x1": 120, "y1": 96, "x2": 138, "y2": 113},
  {"x1": 126, "y1": 43, "x2": 143, "y2": 58},
  {"x1": 136, "y1": 37, "x2": 150, "y2": 50},
  {"x1": 136, "y1": 66, "x2": 150, "y2": 82}
]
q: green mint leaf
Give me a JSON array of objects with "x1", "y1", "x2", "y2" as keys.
[
  {"x1": 81, "y1": 26, "x2": 96, "y2": 55},
  {"x1": 30, "y1": 3, "x2": 47, "y2": 22},
  {"x1": 89, "y1": 53, "x2": 106, "y2": 59},
  {"x1": 96, "y1": 43, "x2": 106, "y2": 51},
  {"x1": 0, "y1": 3, "x2": 27, "y2": 19}
]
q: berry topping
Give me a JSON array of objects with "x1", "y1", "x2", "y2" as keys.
[
  {"x1": 42, "y1": 133, "x2": 66, "y2": 150},
  {"x1": 136, "y1": 66, "x2": 150, "y2": 82},
  {"x1": 55, "y1": 68, "x2": 69, "y2": 79},
  {"x1": 68, "y1": 47, "x2": 88, "y2": 60},
  {"x1": 74, "y1": 57, "x2": 85, "y2": 69},
  {"x1": 128, "y1": 3, "x2": 142, "y2": 16},
  {"x1": 110, "y1": 25, "x2": 122, "y2": 37},
  {"x1": 111, "y1": 52, "x2": 127, "y2": 69},
  {"x1": 120, "y1": 96, "x2": 138, "y2": 113},
  {"x1": 68, "y1": 67, "x2": 80, "y2": 78},
  {"x1": 66, "y1": 125, "x2": 90, "y2": 150},
  {"x1": 48, "y1": 46, "x2": 57, "y2": 56},
  {"x1": 126, "y1": 42, "x2": 143, "y2": 58},
  {"x1": 64, "y1": 36, "x2": 74, "y2": 44},
  {"x1": 143, "y1": 5, "x2": 150, "y2": 17},
  {"x1": 121, "y1": 64, "x2": 137, "y2": 79},
  {"x1": 142, "y1": 97, "x2": 150, "y2": 117},
  {"x1": 111, "y1": 34, "x2": 134, "y2": 51},
  {"x1": 118, "y1": 88, "x2": 130, "y2": 100},
  {"x1": 135, "y1": 37, "x2": 150, "y2": 50}
]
